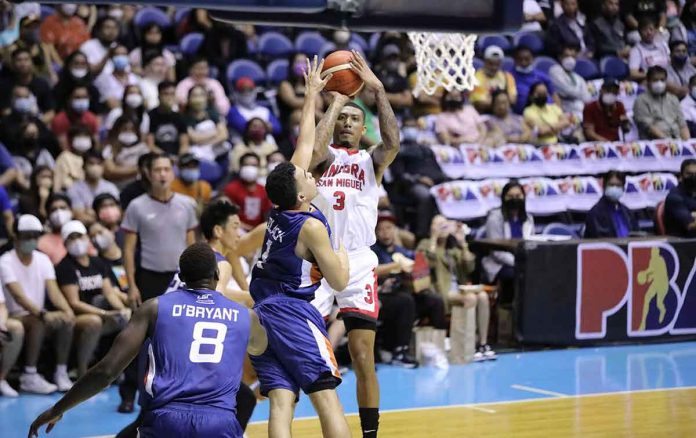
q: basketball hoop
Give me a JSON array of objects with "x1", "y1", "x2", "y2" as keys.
[{"x1": 407, "y1": 32, "x2": 478, "y2": 97}]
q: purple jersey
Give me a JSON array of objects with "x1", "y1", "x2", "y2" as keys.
[
  {"x1": 140, "y1": 288, "x2": 250, "y2": 413},
  {"x1": 250, "y1": 206, "x2": 330, "y2": 303}
]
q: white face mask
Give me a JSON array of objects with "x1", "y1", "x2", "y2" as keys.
[
  {"x1": 267, "y1": 162, "x2": 281, "y2": 173},
  {"x1": 70, "y1": 67, "x2": 88, "y2": 79},
  {"x1": 93, "y1": 232, "x2": 114, "y2": 250},
  {"x1": 50, "y1": 209, "x2": 73, "y2": 228},
  {"x1": 67, "y1": 238, "x2": 89, "y2": 257},
  {"x1": 561, "y1": 56, "x2": 576, "y2": 72},
  {"x1": 125, "y1": 94, "x2": 143, "y2": 109},
  {"x1": 239, "y1": 165, "x2": 259, "y2": 182},
  {"x1": 601, "y1": 93, "x2": 617, "y2": 106},
  {"x1": 118, "y1": 132, "x2": 138, "y2": 145},
  {"x1": 72, "y1": 136, "x2": 92, "y2": 152},
  {"x1": 650, "y1": 80, "x2": 666, "y2": 95}
]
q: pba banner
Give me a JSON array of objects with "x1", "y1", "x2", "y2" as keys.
[
  {"x1": 431, "y1": 172, "x2": 678, "y2": 220},
  {"x1": 515, "y1": 238, "x2": 696, "y2": 345},
  {"x1": 431, "y1": 140, "x2": 696, "y2": 180}
]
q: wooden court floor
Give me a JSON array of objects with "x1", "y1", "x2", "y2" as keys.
[{"x1": 246, "y1": 387, "x2": 696, "y2": 437}]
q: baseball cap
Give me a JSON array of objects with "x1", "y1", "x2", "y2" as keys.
[
  {"x1": 61, "y1": 220, "x2": 87, "y2": 241},
  {"x1": 377, "y1": 209, "x2": 397, "y2": 225},
  {"x1": 235, "y1": 77, "x2": 255, "y2": 91},
  {"x1": 602, "y1": 77, "x2": 620, "y2": 91},
  {"x1": 382, "y1": 44, "x2": 401, "y2": 58},
  {"x1": 179, "y1": 153, "x2": 200, "y2": 167},
  {"x1": 17, "y1": 214, "x2": 43, "y2": 233},
  {"x1": 484, "y1": 45, "x2": 505, "y2": 60}
]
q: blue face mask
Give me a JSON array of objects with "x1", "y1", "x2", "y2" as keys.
[
  {"x1": 112, "y1": 55, "x2": 129, "y2": 71},
  {"x1": 605, "y1": 185, "x2": 624, "y2": 202},
  {"x1": 14, "y1": 97, "x2": 34, "y2": 114},
  {"x1": 402, "y1": 127, "x2": 419, "y2": 142},
  {"x1": 180, "y1": 168, "x2": 200, "y2": 182},
  {"x1": 515, "y1": 65, "x2": 534, "y2": 74}
]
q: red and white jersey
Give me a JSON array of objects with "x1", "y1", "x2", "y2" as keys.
[{"x1": 314, "y1": 146, "x2": 379, "y2": 252}]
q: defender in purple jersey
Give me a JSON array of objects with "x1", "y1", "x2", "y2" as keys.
[
  {"x1": 249, "y1": 57, "x2": 352, "y2": 438},
  {"x1": 29, "y1": 243, "x2": 267, "y2": 438}
]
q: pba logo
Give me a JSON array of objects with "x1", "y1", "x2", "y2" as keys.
[{"x1": 576, "y1": 242, "x2": 696, "y2": 339}]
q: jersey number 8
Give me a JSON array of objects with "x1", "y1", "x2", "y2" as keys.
[{"x1": 189, "y1": 321, "x2": 227, "y2": 363}]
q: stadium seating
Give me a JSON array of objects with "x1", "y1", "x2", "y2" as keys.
[
  {"x1": 179, "y1": 32, "x2": 204, "y2": 56},
  {"x1": 574, "y1": 58, "x2": 600, "y2": 80},
  {"x1": 477, "y1": 35, "x2": 512, "y2": 53},
  {"x1": 226, "y1": 59, "x2": 267, "y2": 86},
  {"x1": 532, "y1": 56, "x2": 557, "y2": 75},
  {"x1": 295, "y1": 31, "x2": 327, "y2": 56},
  {"x1": 267, "y1": 59, "x2": 289, "y2": 84},
  {"x1": 134, "y1": 7, "x2": 171, "y2": 28},
  {"x1": 600, "y1": 56, "x2": 629, "y2": 80},
  {"x1": 258, "y1": 32, "x2": 294, "y2": 58},
  {"x1": 513, "y1": 32, "x2": 545, "y2": 54}
]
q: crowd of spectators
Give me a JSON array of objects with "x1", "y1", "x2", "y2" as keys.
[{"x1": 0, "y1": 0, "x2": 695, "y2": 403}]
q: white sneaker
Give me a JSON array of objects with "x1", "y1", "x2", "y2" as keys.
[
  {"x1": 53, "y1": 370, "x2": 74, "y2": 392},
  {"x1": 20, "y1": 373, "x2": 58, "y2": 394},
  {"x1": 0, "y1": 379, "x2": 18, "y2": 397}
]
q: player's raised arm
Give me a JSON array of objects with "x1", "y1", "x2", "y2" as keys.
[
  {"x1": 291, "y1": 56, "x2": 331, "y2": 171},
  {"x1": 309, "y1": 95, "x2": 351, "y2": 173},
  {"x1": 299, "y1": 218, "x2": 349, "y2": 291},
  {"x1": 350, "y1": 50, "x2": 401, "y2": 184},
  {"x1": 28, "y1": 299, "x2": 158, "y2": 437}
]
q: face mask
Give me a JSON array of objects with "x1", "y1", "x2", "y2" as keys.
[
  {"x1": 516, "y1": 65, "x2": 534, "y2": 74},
  {"x1": 601, "y1": 93, "x2": 617, "y2": 106},
  {"x1": 19, "y1": 239, "x2": 38, "y2": 254},
  {"x1": 98, "y1": 206, "x2": 121, "y2": 224},
  {"x1": 70, "y1": 67, "x2": 88, "y2": 79},
  {"x1": 247, "y1": 127, "x2": 266, "y2": 143},
  {"x1": 292, "y1": 61, "x2": 307, "y2": 77},
  {"x1": 61, "y1": 4, "x2": 77, "y2": 16},
  {"x1": 604, "y1": 185, "x2": 624, "y2": 201},
  {"x1": 108, "y1": 8, "x2": 124, "y2": 20},
  {"x1": 533, "y1": 95, "x2": 547, "y2": 106},
  {"x1": 180, "y1": 168, "x2": 200, "y2": 182},
  {"x1": 239, "y1": 165, "x2": 259, "y2": 182},
  {"x1": 71, "y1": 98, "x2": 90, "y2": 113},
  {"x1": 13, "y1": 97, "x2": 34, "y2": 114},
  {"x1": 237, "y1": 91, "x2": 256, "y2": 107},
  {"x1": 67, "y1": 238, "x2": 89, "y2": 257},
  {"x1": 650, "y1": 80, "x2": 666, "y2": 95},
  {"x1": 683, "y1": 175, "x2": 696, "y2": 192},
  {"x1": 93, "y1": 231, "x2": 114, "y2": 250},
  {"x1": 505, "y1": 198, "x2": 525, "y2": 210},
  {"x1": 23, "y1": 137, "x2": 38, "y2": 149},
  {"x1": 85, "y1": 164, "x2": 103, "y2": 180},
  {"x1": 118, "y1": 132, "x2": 138, "y2": 146},
  {"x1": 112, "y1": 55, "x2": 129, "y2": 71},
  {"x1": 125, "y1": 93, "x2": 143, "y2": 108},
  {"x1": 49, "y1": 209, "x2": 73, "y2": 228},
  {"x1": 267, "y1": 162, "x2": 280, "y2": 173},
  {"x1": 673, "y1": 54, "x2": 688, "y2": 66},
  {"x1": 402, "y1": 127, "x2": 419, "y2": 142},
  {"x1": 561, "y1": 57, "x2": 576, "y2": 72},
  {"x1": 72, "y1": 136, "x2": 92, "y2": 152}
]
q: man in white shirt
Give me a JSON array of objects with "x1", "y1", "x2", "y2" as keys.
[{"x1": 0, "y1": 215, "x2": 75, "y2": 394}]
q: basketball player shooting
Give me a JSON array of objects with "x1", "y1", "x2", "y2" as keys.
[
  {"x1": 310, "y1": 49, "x2": 401, "y2": 438},
  {"x1": 29, "y1": 243, "x2": 268, "y2": 438}
]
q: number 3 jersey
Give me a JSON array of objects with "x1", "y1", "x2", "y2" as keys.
[
  {"x1": 314, "y1": 146, "x2": 380, "y2": 252},
  {"x1": 140, "y1": 288, "x2": 250, "y2": 413},
  {"x1": 250, "y1": 206, "x2": 331, "y2": 303}
]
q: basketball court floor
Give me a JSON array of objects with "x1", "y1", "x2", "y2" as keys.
[{"x1": 2, "y1": 341, "x2": 694, "y2": 437}]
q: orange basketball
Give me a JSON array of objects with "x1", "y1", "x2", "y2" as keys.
[{"x1": 321, "y1": 50, "x2": 364, "y2": 97}]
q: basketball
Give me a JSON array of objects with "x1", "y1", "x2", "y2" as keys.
[{"x1": 321, "y1": 50, "x2": 364, "y2": 97}]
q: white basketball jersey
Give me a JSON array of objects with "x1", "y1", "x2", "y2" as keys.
[{"x1": 314, "y1": 146, "x2": 379, "y2": 251}]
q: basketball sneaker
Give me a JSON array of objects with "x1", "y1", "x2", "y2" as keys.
[
  {"x1": 391, "y1": 347, "x2": 419, "y2": 369},
  {"x1": 54, "y1": 369, "x2": 74, "y2": 392},
  {"x1": 0, "y1": 379, "x2": 18, "y2": 397},
  {"x1": 474, "y1": 344, "x2": 497, "y2": 362},
  {"x1": 20, "y1": 372, "x2": 58, "y2": 394}
]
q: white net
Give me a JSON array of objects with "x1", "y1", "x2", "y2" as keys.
[{"x1": 407, "y1": 32, "x2": 478, "y2": 97}]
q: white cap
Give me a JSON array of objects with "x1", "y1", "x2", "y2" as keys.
[
  {"x1": 61, "y1": 220, "x2": 87, "y2": 241},
  {"x1": 16, "y1": 214, "x2": 43, "y2": 233},
  {"x1": 484, "y1": 45, "x2": 504, "y2": 60}
]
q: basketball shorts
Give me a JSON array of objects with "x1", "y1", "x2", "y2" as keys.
[
  {"x1": 251, "y1": 295, "x2": 342, "y2": 397},
  {"x1": 138, "y1": 403, "x2": 242, "y2": 438},
  {"x1": 311, "y1": 247, "x2": 379, "y2": 322}
]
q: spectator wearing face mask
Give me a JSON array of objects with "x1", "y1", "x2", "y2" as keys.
[
  {"x1": 666, "y1": 40, "x2": 696, "y2": 100},
  {"x1": 93, "y1": 45, "x2": 142, "y2": 111},
  {"x1": 524, "y1": 82, "x2": 572, "y2": 145},
  {"x1": 92, "y1": 193, "x2": 125, "y2": 247},
  {"x1": 223, "y1": 152, "x2": 272, "y2": 229},
  {"x1": 583, "y1": 78, "x2": 631, "y2": 141},
  {"x1": 68, "y1": 151, "x2": 119, "y2": 224},
  {"x1": 434, "y1": 90, "x2": 486, "y2": 145},
  {"x1": 147, "y1": 81, "x2": 189, "y2": 156},
  {"x1": 680, "y1": 74, "x2": 696, "y2": 136},
  {"x1": 51, "y1": 85, "x2": 99, "y2": 150},
  {"x1": 79, "y1": 16, "x2": 121, "y2": 78},
  {"x1": 258, "y1": 150, "x2": 287, "y2": 185},
  {"x1": 511, "y1": 45, "x2": 559, "y2": 114},
  {"x1": 633, "y1": 65, "x2": 689, "y2": 140},
  {"x1": 227, "y1": 76, "x2": 281, "y2": 138},
  {"x1": 102, "y1": 116, "x2": 151, "y2": 187},
  {"x1": 128, "y1": 23, "x2": 176, "y2": 81},
  {"x1": 471, "y1": 45, "x2": 518, "y2": 114},
  {"x1": 374, "y1": 44, "x2": 412, "y2": 115},
  {"x1": 0, "y1": 47, "x2": 55, "y2": 124},
  {"x1": 549, "y1": 43, "x2": 591, "y2": 119},
  {"x1": 0, "y1": 85, "x2": 58, "y2": 157},
  {"x1": 584, "y1": 171, "x2": 639, "y2": 238},
  {"x1": 53, "y1": 51, "x2": 101, "y2": 114},
  {"x1": 104, "y1": 84, "x2": 150, "y2": 136},
  {"x1": 39, "y1": 4, "x2": 90, "y2": 60},
  {"x1": 171, "y1": 153, "x2": 212, "y2": 208},
  {"x1": 37, "y1": 193, "x2": 78, "y2": 265},
  {"x1": 485, "y1": 90, "x2": 533, "y2": 147},
  {"x1": 629, "y1": 17, "x2": 670, "y2": 83},
  {"x1": 53, "y1": 125, "x2": 94, "y2": 193},
  {"x1": 229, "y1": 117, "x2": 278, "y2": 175},
  {"x1": 88, "y1": 220, "x2": 129, "y2": 298},
  {"x1": 175, "y1": 57, "x2": 229, "y2": 116},
  {"x1": 278, "y1": 53, "x2": 324, "y2": 122},
  {"x1": 4, "y1": 15, "x2": 62, "y2": 84},
  {"x1": 664, "y1": 158, "x2": 696, "y2": 237},
  {"x1": 18, "y1": 166, "x2": 53, "y2": 222}
]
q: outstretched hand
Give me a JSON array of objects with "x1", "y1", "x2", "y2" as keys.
[
  {"x1": 305, "y1": 55, "x2": 331, "y2": 95},
  {"x1": 28, "y1": 407, "x2": 63, "y2": 437},
  {"x1": 349, "y1": 49, "x2": 383, "y2": 92}
]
